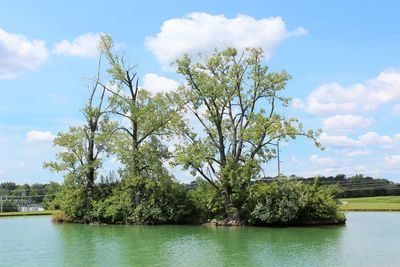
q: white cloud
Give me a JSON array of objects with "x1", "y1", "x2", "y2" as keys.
[
  {"x1": 295, "y1": 163, "x2": 368, "y2": 177},
  {"x1": 384, "y1": 155, "x2": 400, "y2": 166},
  {"x1": 142, "y1": 73, "x2": 180, "y2": 94},
  {"x1": 0, "y1": 27, "x2": 48, "y2": 79},
  {"x1": 26, "y1": 130, "x2": 55, "y2": 143},
  {"x1": 319, "y1": 133, "x2": 362, "y2": 147},
  {"x1": 146, "y1": 13, "x2": 307, "y2": 67},
  {"x1": 294, "y1": 69, "x2": 400, "y2": 114},
  {"x1": 359, "y1": 131, "x2": 400, "y2": 148},
  {"x1": 309, "y1": 155, "x2": 335, "y2": 166},
  {"x1": 343, "y1": 149, "x2": 372, "y2": 157},
  {"x1": 322, "y1": 114, "x2": 374, "y2": 130},
  {"x1": 320, "y1": 131, "x2": 400, "y2": 149},
  {"x1": 53, "y1": 32, "x2": 102, "y2": 58}
]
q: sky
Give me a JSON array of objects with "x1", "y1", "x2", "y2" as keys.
[{"x1": 1, "y1": 0, "x2": 400, "y2": 184}]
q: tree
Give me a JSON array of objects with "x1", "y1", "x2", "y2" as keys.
[
  {"x1": 99, "y1": 36, "x2": 181, "y2": 181},
  {"x1": 174, "y1": 47, "x2": 321, "y2": 223},
  {"x1": 44, "y1": 56, "x2": 115, "y2": 218}
]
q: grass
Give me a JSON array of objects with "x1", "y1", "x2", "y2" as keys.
[
  {"x1": 339, "y1": 196, "x2": 400, "y2": 211},
  {"x1": 0, "y1": 210, "x2": 55, "y2": 217}
]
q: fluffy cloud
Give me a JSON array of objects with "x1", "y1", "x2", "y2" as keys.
[
  {"x1": 322, "y1": 114, "x2": 374, "y2": 130},
  {"x1": 53, "y1": 32, "x2": 102, "y2": 58},
  {"x1": 0, "y1": 27, "x2": 48, "y2": 79},
  {"x1": 26, "y1": 130, "x2": 55, "y2": 143},
  {"x1": 359, "y1": 131, "x2": 400, "y2": 148},
  {"x1": 320, "y1": 131, "x2": 400, "y2": 148},
  {"x1": 294, "y1": 69, "x2": 400, "y2": 114},
  {"x1": 142, "y1": 73, "x2": 180, "y2": 94},
  {"x1": 146, "y1": 13, "x2": 307, "y2": 67},
  {"x1": 309, "y1": 155, "x2": 334, "y2": 166},
  {"x1": 343, "y1": 149, "x2": 372, "y2": 157},
  {"x1": 384, "y1": 155, "x2": 400, "y2": 166},
  {"x1": 319, "y1": 133, "x2": 362, "y2": 147}
]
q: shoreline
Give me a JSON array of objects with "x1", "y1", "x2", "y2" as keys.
[
  {"x1": 0, "y1": 211, "x2": 54, "y2": 217},
  {"x1": 340, "y1": 208, "x2": 400, "y2": 211}
]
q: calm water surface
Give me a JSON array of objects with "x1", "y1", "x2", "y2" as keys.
[{"x1": 0, "y1": 212, "x2": 399, "y2": 267}]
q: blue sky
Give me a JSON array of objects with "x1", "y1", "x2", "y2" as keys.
[{"x1": 1, "y1": 0, "x2": 400, "y2": 184}]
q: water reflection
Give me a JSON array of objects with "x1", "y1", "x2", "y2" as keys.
[{"x1": 1, "y1": 213, "x2": 400, "y2": 267}]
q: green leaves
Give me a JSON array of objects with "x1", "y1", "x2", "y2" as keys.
[
  {"x1": 174, "y1": 47, "x2": 323, "y2": 221},
  {"x1": 102, "y1": 37, "x2": 183, "y2": 181},
  {"x1": 45, "y1": 42, "x2": 329, "y2": 224},
  {"x1": 175, "y1": 47, "x2": 321, "y2": 184},
  {"x1": 250, "y1": 179, "x2": 343, "y2": 225}
]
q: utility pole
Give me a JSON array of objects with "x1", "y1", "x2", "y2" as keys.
[{"x1": 277, "y1": 139, "x2": 282, "y2": 177}]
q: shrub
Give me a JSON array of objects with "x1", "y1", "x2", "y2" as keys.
[
  {"x1": 250, "y1": 178, "x2": 344, "y2": 225},
  {"x1": 92, "y1": 188, "x2": 132, "y2": 223},
  {"x1": 52, "y1": 211, "x2": 74, "y2": 223},
  {"x1": 250, "y1": 180, "x2": 304, "y2": 224},
  {"x1": 298, "y1": 180, "x2": 342, "y2": 222},
  {"x1": 127, "y1": 176, "x2": 196, "y2": 224},
  {"x1": 93, "y1": 175, "x2": 197, "y2": 224},
  {"x1": 189, "y1": 179, "x2": 225, "y2": 222},
  {"x1": 53, "y1": 183, "x2": 87, "y2": 219}
]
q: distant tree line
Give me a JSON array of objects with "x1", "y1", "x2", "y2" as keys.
[
  {"x1": 0, "y1": 182, "x2": 61, "y2": 212},
  {"x1": 247, "y1": 174, "x2": 400, "y2": 198}
]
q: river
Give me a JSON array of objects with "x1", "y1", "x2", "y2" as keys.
[{"x1": 0, "y1": 212, "x2": 399, "y2": 266}]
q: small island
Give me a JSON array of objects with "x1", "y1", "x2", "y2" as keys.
[{"x1": 42, "y1": 36, "x2": 345, "y2": 226}]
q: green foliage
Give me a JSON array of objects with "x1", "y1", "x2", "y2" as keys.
[
  {"x1": 93, "y1": 174, "x2": 196, "y2": 224},
  {"x1": 52, "y1": 175, "x2": 87, "y2": 218},
  {"x1": 251, "y1": 180, "x2": 303, "y2": 224},
  {"x1": 1, "y1": 201, "x2": 19, "y2": 212},
  {"x1": 43, "y1": 43, "x2": 343, "y2": 226},
  {"x1": 250, "y1": 179, "x2": 343, "y2": 225},
  {"x1": 127, "y1": 175, "x2": 196, "y2": 224},
  {"x1": 0, "y1": 181, "x2": 61, "y2": 211},
  {"x1": 297, "y1": 179, "x2": 341, "y2": 222},
  {"x1": 41, "y1": 182, "x2": 62, "y2": 210},
  {"x1": 174, "y1": 47, "x2": 322, "y2": 221},
  {"x1": 52, "y1": 211, "x2": 74, "y2": 223},
  {"x1": 92, "y1": 188, "x2": 132, "y2": 223},
  {"x1": 189, "y1": 179, "x2": 225, "y2": 221}
]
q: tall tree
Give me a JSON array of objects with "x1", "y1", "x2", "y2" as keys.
[
  {"x1": 174, "y1": 47, "x2": 321, "y2": 222},
  {"x1": 44, "y1": 57, "x2": 115, "y2": 217},
  {"x1": 99, "y1": 35, "x2": 181, "y2": 180}
]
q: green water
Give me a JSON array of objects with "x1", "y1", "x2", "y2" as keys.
[{"x1": 0, "y1": 212, "x2": 399, "y2": 267}]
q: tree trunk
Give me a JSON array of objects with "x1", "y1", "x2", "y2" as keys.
[
  {"x1": 86, "y1": 129, "x2": 95, "y2": 213},
  {"x1": 222, "y1": 185, "x2": 240, "y2": 225},
  {"x1": 86, "y1": 169, "x2": 94, "y2": 209}
]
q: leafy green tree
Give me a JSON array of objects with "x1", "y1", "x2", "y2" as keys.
[
  {"x1": 44, "y1": 60, "x2": 116, "y2": 219},
  {"x1": 0, "y1": 182, "x2": 17, "y2": 194},
  {"x1": 174, "y1": 47, "x2": 321, "y2": 222},
  {"x1": 99, "y1": 35, "x2": 182, "y2": 180}
]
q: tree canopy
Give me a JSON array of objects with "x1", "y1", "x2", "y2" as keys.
[
  {"x1": 174, "y1": 47, "x2": 321, "y2": 221},
  {"x1": 44, "y1": 40, "x2": 343, "y2": 226}
]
